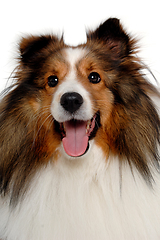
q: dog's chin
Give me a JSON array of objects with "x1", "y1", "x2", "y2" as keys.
[
  {"x1": 54, "y1": 112, "x2": 100, "y2": 158},
  {"x1": 61, "y1": 141, "x2": 91, "y2": 160}
]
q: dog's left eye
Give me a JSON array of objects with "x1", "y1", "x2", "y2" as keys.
[
  {"x1": 88, "y1": 72, "x2": 101, "y2": 84},
  {"x1": 48, "y1": 75, "x2": 58, "y2": 87}
]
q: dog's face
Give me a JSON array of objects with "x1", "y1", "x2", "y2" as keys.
[
  {"x1": 49, "y1": 47, "x2": 113, "y2": 157},
  {"x1": 17, "y1": 18, "x2": 134, "y2": 160}
]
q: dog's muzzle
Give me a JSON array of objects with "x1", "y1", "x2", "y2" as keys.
[{"x1": 54, "y1": 92, "x2": 100, "y2": 157}]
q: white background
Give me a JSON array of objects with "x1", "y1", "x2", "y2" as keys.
[{"x1": 0, "y1": 0, "x2": 160, "y2": 92}]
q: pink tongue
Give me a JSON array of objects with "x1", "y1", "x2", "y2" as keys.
[{"x1": 62, "y1": 120, "x2": 88, "y2": 157}]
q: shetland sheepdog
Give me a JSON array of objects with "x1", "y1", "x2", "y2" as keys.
[{"x1": 0, "y1": 18, "x2": 160, "y2": 240}]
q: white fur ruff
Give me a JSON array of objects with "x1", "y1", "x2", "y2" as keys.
[{"x1": 0, "y1": 141, "x2": 160, "y2": 240}]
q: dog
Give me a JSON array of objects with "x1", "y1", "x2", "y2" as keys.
[{"x1": 0, "y1": 18, "x2": 160, "y2": 240}]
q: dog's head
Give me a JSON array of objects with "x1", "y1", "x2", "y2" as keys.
[
  {"x1": 18, "y1": 18, "x2": 159, "y2": 164},
  {"x1": 17, "y1": 18, "x2": 135, "y2": 158}
]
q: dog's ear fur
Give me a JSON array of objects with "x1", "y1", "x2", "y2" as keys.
[
  {"x1": 87, "y1": 18, "x2": 131, "y2": 58},
  {"x1": 19, "y1": 35, "x2": 60, "y2": 65}
]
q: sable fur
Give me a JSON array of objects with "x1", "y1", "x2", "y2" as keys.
[
  {"x1": 87, "y1": 18, "x2": 160, "y2": 182},
  {"x1": 0, "y1": 17, "x2": 160, "y2": 208}
]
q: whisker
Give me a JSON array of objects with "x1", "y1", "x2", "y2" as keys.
[
  {"x1": 42, "y1": 116, "x2": 54, "y2": 140},
  {"x1": 31, "y1": 113, "x2": 53, "y2": 148},
  {"x1": 24, "y1": 107, "x2": 51, "y2": 136},
  {"x1": 95, "y1": 112, "x2": 101, "y2": 128}
]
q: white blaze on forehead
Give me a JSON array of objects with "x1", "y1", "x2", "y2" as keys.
[
  {"x1": 64, "y1": 47, "x2": 87, "y2": 69},
  {"x1": 51, "y1": 47, "x2": 93, "y2": 122},
  {"x1": 60, "y1": 47, "x2": 87, "y2": 92}
]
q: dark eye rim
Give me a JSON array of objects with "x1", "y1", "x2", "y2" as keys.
[
  {"x1": 88, "y1": 72, "x2": 101, "y2": 84},
  {"x1": 47, "y1": 75, "x2": 58, "y2": 87}
]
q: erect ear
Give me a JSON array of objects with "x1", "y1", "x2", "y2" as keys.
[
  {"x1": 87, "y1": 18, "x2": 131, "y2": 58},
  {"x1": 19, "y1": 35, "x2": 59, "y2": 64}
]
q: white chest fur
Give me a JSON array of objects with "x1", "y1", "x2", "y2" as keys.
[{"x1": 1, "y1": 143, "x2": 160, "y2": 240}]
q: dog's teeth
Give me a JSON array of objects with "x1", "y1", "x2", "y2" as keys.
[
  {"x1": 87, "y1": 121, "x2": 90, "y2": 129},
  {"x1": 86, "y1": 120, "x2": 91, "y2": 134}
]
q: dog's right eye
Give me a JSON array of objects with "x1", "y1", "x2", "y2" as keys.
[{"x1": 48, "y1": 75, "x2": 58, "y2": 87}]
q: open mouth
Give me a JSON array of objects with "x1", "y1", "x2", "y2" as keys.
[{"x1": 54, "y1": 112, "x2": 100, "y2": 157}]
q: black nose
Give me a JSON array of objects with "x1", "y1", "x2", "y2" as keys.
[{"x1": 60, "y1": 92, "x2": 83, "y2": 113}]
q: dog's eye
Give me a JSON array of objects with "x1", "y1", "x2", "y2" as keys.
[
  {"x1": 48, "y1": 75, "x2": 58, "y2": 87},
  {"x1": 88, "y1": 72, "x2": 101, "y2": 84}
]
